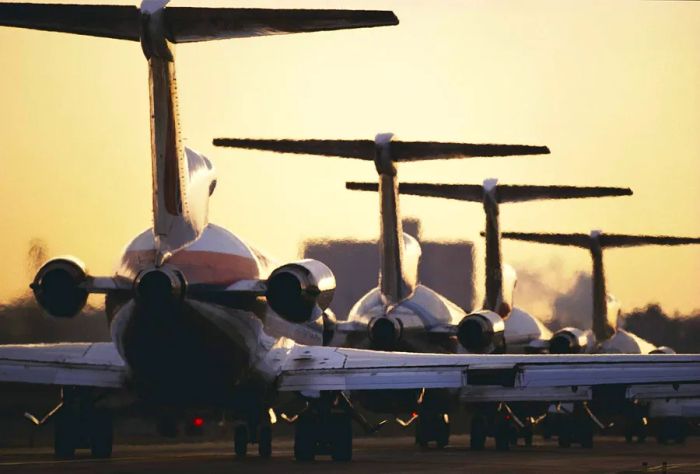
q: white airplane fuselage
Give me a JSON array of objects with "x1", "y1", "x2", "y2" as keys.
[{"x1": 104, "y1": 224, "x2": 316, "y2": 408}]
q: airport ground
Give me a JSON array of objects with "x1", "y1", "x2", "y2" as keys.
[{"x1": 0, "y1": 435, "x2": 699, "y2": 474}]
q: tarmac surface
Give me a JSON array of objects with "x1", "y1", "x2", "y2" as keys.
[{"x1": 0, "y1": 436, "x2": 698, "y2": 474}]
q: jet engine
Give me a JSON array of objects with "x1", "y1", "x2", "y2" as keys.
[
  {"x1": 549, "y1": 327, "x2": 591, "y2": 354},
  {"x1": 31, "y1": 257, "x2": 89, "y2": 318},
  {"x1": 457, "y1": 310, "x2": 505, "y2": 354},
  {"x1": 368, "y1": 316, "x2": 402, "y2": 350},
  {"x1": 650, "y1": 346, "x2": 676, "y2": 355},
  {"x1": 134, "y1": 266, "x2": 186, "y2": 308},
  {"x1": 266, "y1": 259, "x2": 335, "y2": 324}
]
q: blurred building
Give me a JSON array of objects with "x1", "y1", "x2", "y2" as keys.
[{"x1": 302, "y1": 219, "x2": 476, "y2": 319}]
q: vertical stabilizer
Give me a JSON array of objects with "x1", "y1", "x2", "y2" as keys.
[
  {"x1": 374, "y1": 134, "x2": 415, "y2": 304},
  {"x1": 0, "y1": 1, "x2": 400, "y2": 264},
  {"x1": 499, "y1": 231, "x2": 700, "y2": 343},
  {"x1": 345, "y1": 181, "x2": 631, "y2": 318}
]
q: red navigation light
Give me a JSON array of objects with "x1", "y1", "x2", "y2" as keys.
[
  {"x1": 411, "y1": 412, "x2": 418, "y2": 418},
  {"x1": 193, "y1": 417, "x2": 204, "y2": 427}
]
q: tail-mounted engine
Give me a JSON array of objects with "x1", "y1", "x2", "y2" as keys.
[
  {"x1": 266, "y1": 259, "x2": 335, "y2": 323},
  {"x1": 549, "y1": 327, "x2": 592, "y2": 354},
  {"x1": 649, "y1": 346, "x2": 675, "y2": 355},
  {"x1": 31, "y1": 257, "x2": 89, "y2": 318},
  {"x1": 368, "y1": 316, "x2": 402, "y2": 351},
  {"x1": 457, "y1": 310, "x2": 505, "y2": 354},
  {"x1": 134, "y1": 266, "x2": 186, "y2": 309}
]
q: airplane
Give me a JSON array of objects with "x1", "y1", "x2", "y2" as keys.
[
  {"x1": 212, "y1": 133, "x2": 550, "y2": 449},
  {"x1": 343, "y1": 178, "x2": 632, "y2": 449},
  {"x1": 2, "y1": 1, "x2": 700, "y2": 464},
  {"x1": 499, "y1": 230, "x2": 700, "y2": 445}
]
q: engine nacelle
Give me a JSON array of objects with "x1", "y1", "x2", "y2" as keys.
[
  {"x1": 266, "y1": 259, "x2": 335, "y2": 324},
  {"x1": 134, "y1": 266, "x2": 186, "y2": 308},
  {"x1": 368, "y1": 316, "x2": 402, "y2": 351},
  {"x1": 457, "y1": 310, "x2": 505, "y2": 354},
  {"x1": 31, "y1": 257, "x2": 89, "y2": 318},
  {"x1": 649, "y1": 346, "x2": 676, "y2": 355},
  {"x1": 549, "y1": 327, "x2": 591, "y2": 354}
]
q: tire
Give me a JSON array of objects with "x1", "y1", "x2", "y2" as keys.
[
  {"x1": 558, "y1": 422, "x2": 572, "y2": 449},
  {"x1": 522, "y1": 426, "x2": 533, "y2": 448},
  {"x1": 436, "y1": 415, "x2": 449, "y2": 449},
  {"x1": 330, "y1": 414, "x2": 352, "y2": 462},
  {"x1": 258, "y1": 425, "x2": 272, "y2": 459},
  {"x1": 54, "y1": 407, "x2": 78, "y2": 460},
  {"x1": 470, "y1": 415, "x2": 487, "y2": 451},
  {"x1": 579, "y1": 426, "x2": 594, "y2": 449},
  {"x1": 234, "y1": 425, "x2": 248, "y2": 458},
  {"x1": 494, "y1": 420, "x2": 510, "y2": 452},
  {"x1": 90, "y1": 409, "x2": 113, "y2": 459},
  {"x1": 294, "y1": 418, "x2": 316, "y2": 462}
]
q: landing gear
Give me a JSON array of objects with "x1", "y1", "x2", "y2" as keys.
[
  {"x1": 470, "y1": 414, "x2": 487, "y2": 450},
  {"x1": 258, "y1": 425, "x2": 272, "y2": 458},
  {"x1": 53, "y1": 387, "x2": 113, "y2": 459},
  {"x1": 415, "y1": 412, "x2": 450, "y2": 448},
  {"x1": 554, "y1": 405, "x2": 595, "y2": 449},
  {"x1": 233, "y1": 409, "x2": 273, "y2": 458},
  {"x1": 234, "y1": 425, "x2": 248, "y2": 457},
  {"x1": 293, "y1": 393, "x2": 354, "y2": 462},
  {"x1": 657, "y1": 418, "x2": 687, "y2": 445}
]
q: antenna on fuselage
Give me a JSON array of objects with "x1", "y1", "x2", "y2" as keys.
[
  {"x1": 0, "y1": 1, "x2": 399, "y2": 265},
  {"x1": 499, "y1": 231, "x2": 700, "y2": 342},
  {"x1": 213, "y1": 135, "x2": 550, "y2": 305},
  {"x1": 348, "y1": 180, "x2": 632, "y2": 318}
]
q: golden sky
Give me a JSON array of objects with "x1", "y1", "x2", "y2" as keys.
[{"x1": 0, "y1": 0, "x2": 698, "y2": 319}]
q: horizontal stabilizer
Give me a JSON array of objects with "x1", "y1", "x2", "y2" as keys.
[
  {"x1": 212, "y1": 138, "x2": 550, "y2": 161},
  {"x1": 497, "y1": 185, "x2": 632, "y2": 203},
  {"x1": 346, "y1": 183, "x2": 631, "y2": 203},
  {"x1": 0, "y1": 4, "x2": 140, "y2": 41},
  {"x1": 0, "y1": 3, "x2": 398, "y2": 43},
  {"x1": 499, "y1": 232, "x2": 593, "y2": 248},
  {"x1": 599, "y1": 234, "x2": 700, "y2": 248},
  {"x1": 500, "y1": 232, "x2": 700, "y2": 249}
]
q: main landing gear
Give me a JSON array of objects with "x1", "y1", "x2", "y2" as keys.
[
  {"x1": 233, "y1": 409, "x2": 273, "y2": 459},
  {"x1": 469, "y1": 404, "x2": 522, "y2": 451},
  {"x1": 51, "y1": 387, "x2": 113, "y2": 459},
  {"x1": 293, "y1": 393, "x2": 353, "y2": 462},
  {"x1": 415, "y1": 411, "x2": 450, "y2": 449}
]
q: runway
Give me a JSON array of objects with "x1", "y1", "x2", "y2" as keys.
[{"x1": 0, "y1": 436, "x2": 698, "y2": 474}]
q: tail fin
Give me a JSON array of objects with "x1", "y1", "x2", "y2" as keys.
[
  {"x1": 0, "y1": 3, "x2": 398, "y2": 42},
  {"x1": 1, "y1": 1, "x2": 398, "y2": 265},
  {"x1": 345, "y1": 183, "x2": 632, "y2": 203},
  {"x1": 500, "y1": 231, "x2": 700, "y2": 343},
  {"x1": 216, "y1": 133, "x2": 548, "y2": 305},
  {"x1": 350, "y1": 182, "x2": 631, "y2": 317},
  {"x1": 212, "y1": 138, "x2": 550, "y2": 161}
]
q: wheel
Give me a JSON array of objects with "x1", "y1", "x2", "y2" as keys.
[
  {"x1": 54, "y1": 407, "x2": 78, "y2": 459},
  {"x1": 470, "y1": 415, "x2": 487, "y2": 451},
  {"x1": 258, "y1": 425, "x2": 272, "y2": 458},
  {"x1": 522, "y1": 425, "x2": 533, "y2": 447},
  {"x1": 494, "y1": 419, "x2": 510, "y2": 451},
  {"x1": 90, "y1": 409, "x2": 113, "y2": 459},
  {"x1": 558, "y1": 420, "x2": 572, "y2": 448},
  {"x1": 330, "y1": 414, "x2": 352, "y2": 462},
  {"x1": 294, "y1": 417, "x2": 316, "y2": 462},
  {"x1": 579, "y1": 423, "x2": 594, "y2": 449},
  {"x1": 435, "y1": 414, "x2": 450, "y2": 449},
  {"x1": 415, "y1": 416, "x2": 429, "y2": 448},
  {"x1": 234, "y1": 425, "x2": 248, "y2": 458}
]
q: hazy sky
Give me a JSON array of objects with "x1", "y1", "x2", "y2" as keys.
[{"x1": 1, "y1": 0, "x2": 698, "y2": 320}]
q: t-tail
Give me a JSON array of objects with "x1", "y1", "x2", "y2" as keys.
[
  {"x1": 0, "y1": 1, "x2": 398, "y2": 265},
  {"x1": 347, "y1": 180, "x2": 631, "y2": 317},
  {"x1": 214, "y1": 134, "x2": 549, "y2": 305},
  {"x1": 499, "y1": 231, "x2": 700, "y2": 344}
]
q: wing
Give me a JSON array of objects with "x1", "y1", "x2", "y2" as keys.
[
  {"x1": 276, "y1": 347, "x2": 700, "y2": 401},
  {"x1": 0, "y1": 343, "x2": 126, "y2": 389}
]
